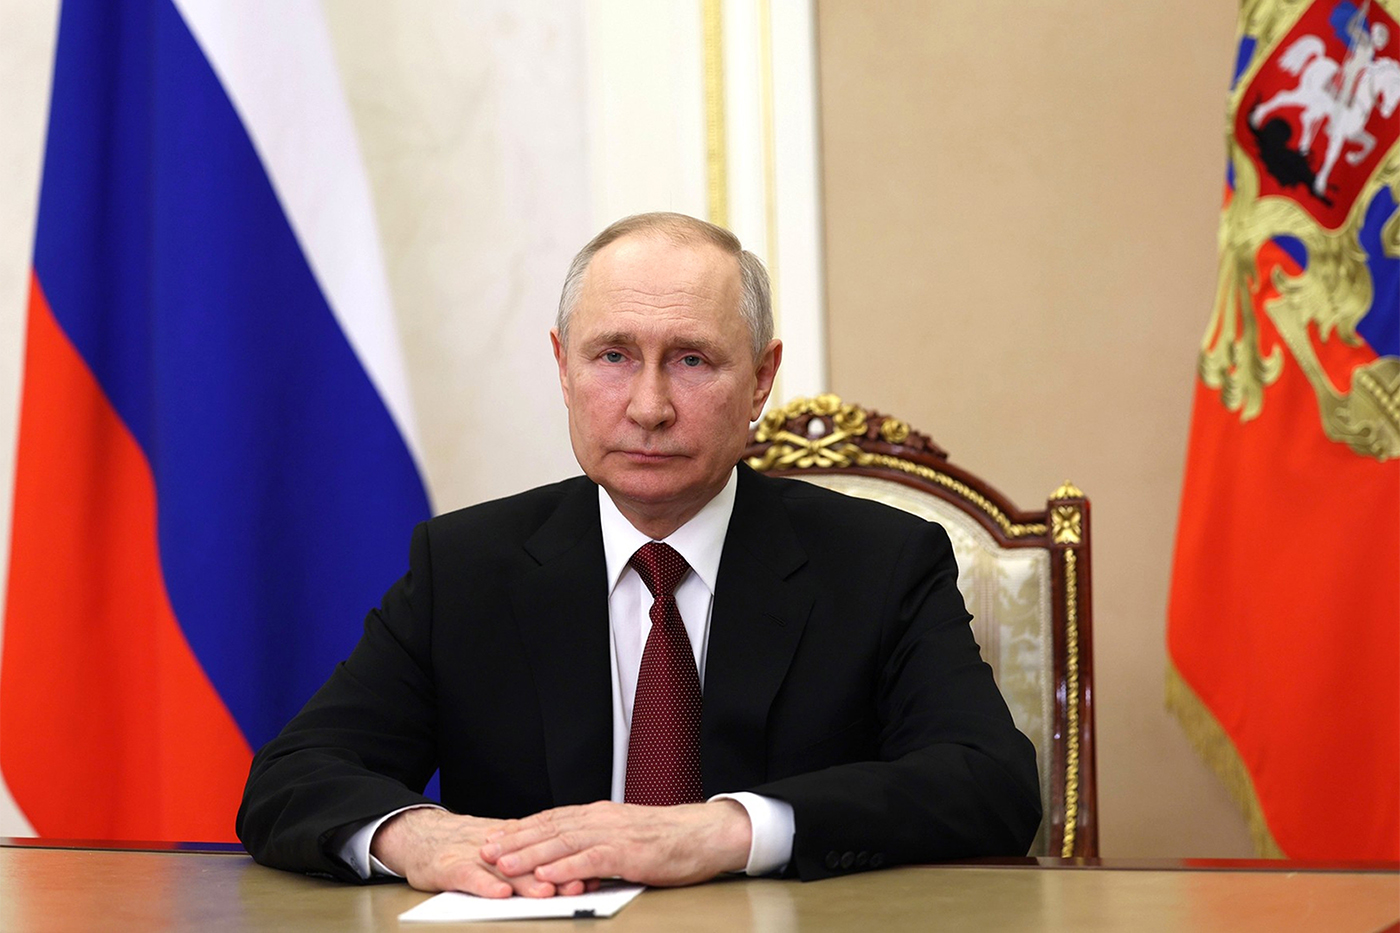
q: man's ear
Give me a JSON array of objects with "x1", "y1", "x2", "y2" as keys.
[
  {"x1": 550, "y1": 328, "x2": 571, "y2": 409},
  {"x1": 749, "y1": 339, "x2": 783, "y2": 421}
]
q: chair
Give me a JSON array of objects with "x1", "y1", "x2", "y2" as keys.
[{"x1": 743, "y1": 394, "x2": 1097, "y2": 857}]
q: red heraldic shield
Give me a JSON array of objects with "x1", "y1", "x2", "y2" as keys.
[{"x1": 1167, "y1": 0, "x2": 1400, "y2": 860}]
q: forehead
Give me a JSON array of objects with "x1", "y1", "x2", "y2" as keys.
[{"x1": 570, "y1": 234, "x2": 744, "y2": 342}]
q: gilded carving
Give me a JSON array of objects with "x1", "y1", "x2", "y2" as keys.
[
  {"x1": 747, "y1": 395, "x2": 1049, "y2": 538},
  {"x1": 808, "y1": 393, "x2": 841, "y2": 417},
  {"x1": 1061, "y1": 549, "x2": 1081, "y2": 858},
  {"x1": 879, "y1": 418, "x2": 910, "y2": 444},
  {"x1": 858, "y1": 454, "x2": 1048, "y2": 538},
  {"x1": 1051, "y1": 506, "x2": 1083, "y2": 546}
]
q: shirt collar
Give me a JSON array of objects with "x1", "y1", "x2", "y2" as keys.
[{"x1": 598, "y1": 467, "x2": 738, "y2": 597}]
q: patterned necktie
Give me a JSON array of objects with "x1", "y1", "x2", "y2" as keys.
[{"x1": 624, "y1": 541, "x2": 703, "y2": 806}]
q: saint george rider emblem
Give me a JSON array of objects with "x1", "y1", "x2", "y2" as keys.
[
  {"x1": 1242, "y1": 0, "x2": 1399, "y2": 224},
  {"x1": 1204, "y1": 0, "x2": 1399, "y2": 460}
]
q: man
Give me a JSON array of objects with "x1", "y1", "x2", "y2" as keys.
[{"x1": 237, "y1": 213, "x2": 1040, "y2": 896}]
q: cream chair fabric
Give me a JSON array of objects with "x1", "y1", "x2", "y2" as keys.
[
  {"x1": 792, "y1": 472, "x2": 1056, "y2": 856},
  {"x1": 745, "y1": 393, "x2": 1095, "y2": 856}
]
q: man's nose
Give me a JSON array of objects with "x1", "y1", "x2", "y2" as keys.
[{"x1": 626, "y1": 364, "x2": 675, "y2": 431}]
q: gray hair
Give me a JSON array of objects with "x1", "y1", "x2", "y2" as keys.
[{"x1": 555, "y1": 212, "x2": 773, "y2": 359}]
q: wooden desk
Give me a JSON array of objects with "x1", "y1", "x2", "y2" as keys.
[{"x1": 0, "y1": 844, "x2": 1395, "y2": 933}]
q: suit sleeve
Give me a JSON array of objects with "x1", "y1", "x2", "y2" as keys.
[
  {"x1": 751, "y1": 520, "x2": 1043, "y2": 880},
  {"x1": 235, "y1": 522, "x2": 441, "y2": 881}
]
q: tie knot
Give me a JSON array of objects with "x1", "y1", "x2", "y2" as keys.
[{"x1": 629, "y1": 541, "x2": 691, "y2": 599}]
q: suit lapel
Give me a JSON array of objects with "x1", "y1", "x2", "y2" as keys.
[
  {"x1": 702, "y1": 466, "x2": 814, "y2": 795},
  {"x1": 510, "y1": 480, "x2": 613, "y2": 806}
]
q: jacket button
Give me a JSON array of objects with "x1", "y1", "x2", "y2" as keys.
[
  {"x1": 825, "y1": 851, "x2": 841, "y2": 870},
  {"x1": 870, "y1": 853, "x2": 885, "y2": 869},
  {"x1": 856, "y1": 851, "x2": 869, "y2": 867},
  {"x1": 840, "y1": 851, "x2": 855, "y2": 869}
]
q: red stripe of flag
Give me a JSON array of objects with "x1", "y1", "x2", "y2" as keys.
[{"x1": 0, "y1": 276, "x2": 251, "y2": 841}]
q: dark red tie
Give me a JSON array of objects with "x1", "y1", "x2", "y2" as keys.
[{"x1": 624, "y1": 541, "x2": 703, "y2": 806}]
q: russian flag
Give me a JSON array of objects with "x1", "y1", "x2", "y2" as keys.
[
  {"x1": 1166, "y1": 0, "x2": 1398, "y2": 860},
  {"x1": 0, "y1": 0, "x2": 431, "y2": 842}
]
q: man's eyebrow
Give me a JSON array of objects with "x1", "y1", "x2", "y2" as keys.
[
  {"x1": 583, "y1": 331, "x2": 728, "y2": 357},
  {"x1": 584, "y1": 331, "x2": 637, "y2": 349},
  {"x1": 674, "y1": 335, "x2": 727, "y2": 356}
]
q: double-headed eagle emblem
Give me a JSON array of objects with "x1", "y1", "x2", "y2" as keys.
[{"x1": 1205, "y1": 0, "x2": 1399, "y2": 460}]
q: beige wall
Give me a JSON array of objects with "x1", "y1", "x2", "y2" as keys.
[{"x1": 815, "y1": 0, "x2": 1253, "y2": 856}]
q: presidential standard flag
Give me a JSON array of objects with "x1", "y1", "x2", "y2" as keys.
[
  {"x1": 1167, "y1": 0, "x2": 1399, "y2": 859},
  {"x1": 0, "y1": 0, "x2": 432, "y2": 841}
]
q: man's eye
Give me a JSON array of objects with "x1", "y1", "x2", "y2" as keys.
[
  {"x1": 602, "y1": 351, "x2": 625, "y2": 363},
  {"x1": 680, "y1": 355, "x2": 703, "y2": 367}
]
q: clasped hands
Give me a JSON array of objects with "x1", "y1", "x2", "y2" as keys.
[{"x1": 370, "y1": 800, "x2": 752, "y2": 897}]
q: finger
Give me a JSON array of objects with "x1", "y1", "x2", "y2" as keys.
[
  {"x1": 418, "y1": 862, "x2": 513, "y2": 899},
  {"x1": 502, "y1": 871, "x2": 559, "y2": 899},
  {"x1": 556, "y1": 879, "x2": 588, "y2": 897},
  {"x1": 416, "y1": 853, "x2": 559, "y2": 899},
  {"x1": 483, "y1": 814, "x2": 570, "y2": 856},
  {"x1": 487, "y1": 823, "x2": 579, "y2": 862},
  {"x1": 468, "y1": 875, "x2": 515, "y2": 899},
  {"x1": 489, "y1": 802, "x2": 620, "y2": 860},
  {"x1": 481, "y1": 830, "x2": 543, "y2": 860},
  {"x1": 530, "y1": 847, "x2": 616, "y2": 886},
  {"x1": 479, "y1": 858, "x2": 560, "y2": 899},
  {"x1": 492, "y1": 836, "x2": 586, "y2": 877}
]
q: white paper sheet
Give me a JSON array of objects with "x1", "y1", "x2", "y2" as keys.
[{"x1": 399, "y1": 883, "x2": 646, "y2": 923}]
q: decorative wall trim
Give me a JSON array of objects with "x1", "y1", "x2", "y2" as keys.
[{"x1": 703, "y1": 0, "x2": 728, "y2": 227}]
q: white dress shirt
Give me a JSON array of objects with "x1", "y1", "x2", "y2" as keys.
[{"x1": 342, "y1": 468, "x2": 794, "y2": 879}]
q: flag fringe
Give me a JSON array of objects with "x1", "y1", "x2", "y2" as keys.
[{"x1": 1165, "y1": 662, "x2": 1285, "y2": 858}]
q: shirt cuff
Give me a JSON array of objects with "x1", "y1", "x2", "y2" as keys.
[
  {"x1": 710, "y1": 792, "x2": 794, "y2": 876},
  {"x1": 339, "y1": 804, "x2": 445, "y2": 879}
]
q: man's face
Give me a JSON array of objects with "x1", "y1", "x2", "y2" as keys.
[{"x1": 552, "y1": 234, "x2": 781, "y2": 536}]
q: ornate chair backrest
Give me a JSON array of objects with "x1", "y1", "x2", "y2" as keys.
[{"x1": 743, "y1": 395, "x2": 1097, "y2": 857}]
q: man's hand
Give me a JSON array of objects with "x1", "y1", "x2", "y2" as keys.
[
  {"x1": 370, "y1": 808, "x2": 589, "y2": 897},
  {"x1": 479, "y1": 799, "x2": 752, "y2": 888}
]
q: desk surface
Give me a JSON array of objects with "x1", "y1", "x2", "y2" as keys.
[{"x1": 0, "y1": 845, "x2": 1395, "y2": 933}]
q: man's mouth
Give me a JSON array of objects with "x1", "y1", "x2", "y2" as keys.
[{"x1": 620, "y1": 450, "x2": 680, "y2": 462}]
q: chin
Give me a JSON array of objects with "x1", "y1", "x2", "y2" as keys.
[
  {"x1": 598, "y1": 463, "x2": 703, "y2": 504},
  {"x1": 605, "y1": 475, "x2": 691, "y2": 507}
]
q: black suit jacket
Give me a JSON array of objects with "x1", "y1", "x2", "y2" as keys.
[{"x1": 236, "y1": 465, "x2": 1041, "y2": 881}]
